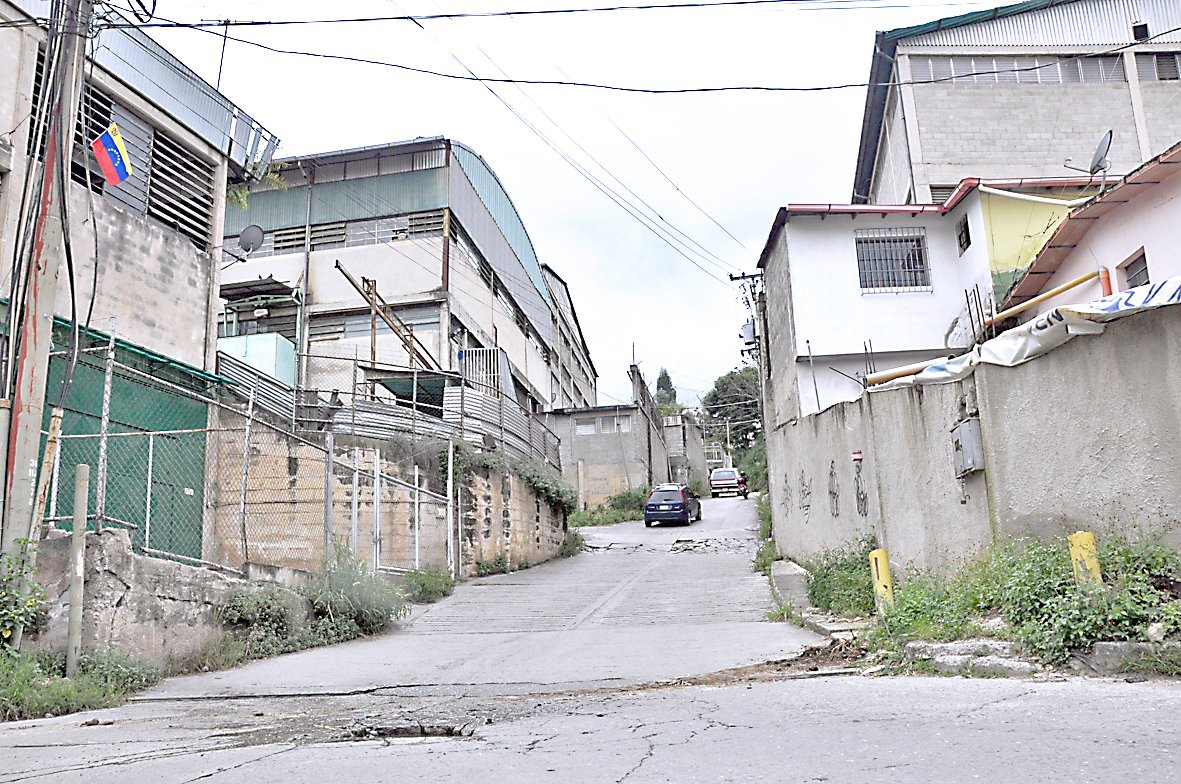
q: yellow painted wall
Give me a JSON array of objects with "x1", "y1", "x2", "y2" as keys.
[{"x1": 980, "y1": 192, "x2": 1083, "y2": 303}]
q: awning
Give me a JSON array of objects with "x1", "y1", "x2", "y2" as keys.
[
  {"x1": 360, "y1": 366, "x2": 452, "y2": 413},
  {"x1": 220, "y1": 276, "x2": 296, "y2": 303}
]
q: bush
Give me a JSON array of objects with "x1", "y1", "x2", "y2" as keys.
[
  {"x1": 560, "y1": 528, "x2": 586, "y2": 558},
  {"x1": 806, "y1": 536, "x2": 876, "y2": 617},
  {"x1": 0, "y1": 648, "x2": 159, "y2": 721},
  {"x1": 304, "y1": 544, "x2": 409, "y2": 635},
  {"x1": 568, "y1": 487, "x2": 650, "y2": 526},
  {"x1": 219, "y1": 586, "x2": 306, "y2": 660},
  {"x1": 402, "y1": 568, "x2": 456, "y2": 604},
  {"x1": 1, "y1": 546, "x2": 48, "y2": 642},
  {"x1": 569, "y1": 507, "x2": 626, "y2": 527},
  {"x1": 476, "y1": 554, "x2": 510, "y2": 576},
  {"x1": 752, "y1": 538, "x2": 779, "y2": 578}
]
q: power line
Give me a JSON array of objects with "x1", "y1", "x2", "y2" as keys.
[{"x1": 107, "y1": 0, "x2": 981, "y2": 29}]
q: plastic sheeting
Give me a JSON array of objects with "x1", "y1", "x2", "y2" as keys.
[{"x1": 878, "y1": 276, "x2": 1181, "y2": 389}]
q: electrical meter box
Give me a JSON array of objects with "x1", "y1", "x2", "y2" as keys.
[{"x1": 951, "y1": 417, "x2": 985, "y2": 478}]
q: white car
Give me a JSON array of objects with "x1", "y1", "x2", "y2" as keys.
[{"x1": 709, "y1": 468, "x2": 748, "y2": 498}]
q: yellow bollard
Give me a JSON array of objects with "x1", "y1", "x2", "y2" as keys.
[
  {"x1": 869, "y1": 548, "x2": 895, "y2": 611},
  {"x1": 1067, "y1": 531, "x2": 1102, "y2": 584}
]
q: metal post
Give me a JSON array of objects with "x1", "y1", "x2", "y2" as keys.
[
  {"x1": 446, "y1": 440, "x2": 454, "y2": 578},
  {"x1": 413, "y1": 464, "x2": 420, "y2": 570},
  {"x1": 324, "y1": 430, "x2": 334, "y2": 558},
  {"x1": 48, "y1": 434, "x2": 61, "y2": 520},
  {"x1": 412, "y1": 368, "x2": 418, "y2": 441},
  {"x1": 144, "y1": 434, "x2": 154, "y2": 551},
  {"x1": 367, "y1": 278, "x2": 377, "y2": 400},
  {"x1": 350, "y1": 447, "x2": 359, "y2": 555},
  {"x1": 65, "y1": 464, "x2": 88, "y2": 678},
  {"x1": 238, "y1": 388, "x2": 255, "y2": 564},
  {"x1": 373, "y1": 448, "x2": 381, "y2": 569},
  {"x1": 94, "y1": 327, "x2": 115, "y2": 533}
]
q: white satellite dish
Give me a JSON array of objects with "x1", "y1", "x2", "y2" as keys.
[
  {"x1": 239, "y1": 225, "x2": 265, "y2": 255},
  {"x1": 1088, "y1": 130, "x2": 1113, "y2": 175}
]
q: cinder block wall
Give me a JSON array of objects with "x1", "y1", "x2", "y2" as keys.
[
  {"x1": 460, "y1": 464, "x2": 567, "y2": 574},
  {"x1": 765, "y1": 306, "x2": 1181, "y2": 575}
]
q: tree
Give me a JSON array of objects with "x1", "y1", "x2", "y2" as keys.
[
  {"x1": 700, "y1": 367, "x2": 761, "y2": 460},
  {"x1": 655, "y1": 368, "x2": 682, "y2": 416}
]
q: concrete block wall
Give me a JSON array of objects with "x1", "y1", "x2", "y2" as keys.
[
  {"x1": 764, "y1": 304, "x2": 1181, "y2": 575},
  {"x1": 1141, "y1": 83, "x2": 1181, "y2": 158},
  {"x1": 911, "y1": 83, "x2": 1141, "y2": 184}
]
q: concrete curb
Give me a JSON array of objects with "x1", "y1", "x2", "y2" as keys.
[{"x1": 768, "y1": 560, "x2": 872, "y2": 640}]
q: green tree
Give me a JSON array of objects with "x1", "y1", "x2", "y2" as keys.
[
  {"x1": 701, "y1": 366, "x2": 761, "y2": 461},
  {"x1": 656, "y1": 368, "x2": 682, "y2": 416}
]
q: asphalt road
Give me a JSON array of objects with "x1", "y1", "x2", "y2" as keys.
[{"x1": 4, "y1": 495, "x2": 1181, "y2": 782}]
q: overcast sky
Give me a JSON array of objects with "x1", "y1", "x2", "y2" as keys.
[{"x1": 148, "y1": 0, "x2": 990, "y2": 407}]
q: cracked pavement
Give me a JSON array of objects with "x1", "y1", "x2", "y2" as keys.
[{"x1": 4, "y1": 496, "x2": 1181, "y2": 782}]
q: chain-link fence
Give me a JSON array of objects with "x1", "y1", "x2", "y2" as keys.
[{"x1": 42, "y1": 343, "x2": 458, "y2": 578}]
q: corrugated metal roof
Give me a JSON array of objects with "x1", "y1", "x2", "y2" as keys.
[
  {"x1": 10, "y1": 1, "x2": 277, "y2": 175},
  {"x1": 902, "y1": 0, "x2": 1181, "y2": 46},
  {"x1": 451, "y1": 142, "x2": 552, "y2": 309}
]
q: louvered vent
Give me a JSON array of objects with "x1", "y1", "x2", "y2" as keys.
[
  {"x1": 929, "y1": 185, "x2": 955, "y2": 204},
  {"x1": 408, "y1": 210, "x2": 444, "y2": 236},
  {"x1": 147, "y1": 128, "x2": 215, "y2": 248}
]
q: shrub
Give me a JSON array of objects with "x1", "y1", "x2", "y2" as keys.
[
  {"x1": 402, "y1": 568, "x2": 456, "y2": 604},
  {"x1": 0, "y1": 546, "x2": 48, "y2": 642},
  {"x1": 219, "y1": 586, "x2": 305, "y2": 660},
  {"x1": 569, "y1": 507, "x2": 626, "y2": 527},
  {"x1": 752, "y1": 538, "x2": 779, "y2": 578},
  {"x1": 560, "y1": 528, "x2": 586, "y2": 558},
  {"x1": 805, "y1": 536, "x2": 876, "y2": 617},
  {"x1": 476, "y1": 554, "x2": 510, "y2": 576},
  {"x1": 304, "y1": 544, "x2": 409, "y2": 635}
]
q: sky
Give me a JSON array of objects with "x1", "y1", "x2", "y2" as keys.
[{"x1": 142, "y1": 0, "x2": 993, "y2": 407}]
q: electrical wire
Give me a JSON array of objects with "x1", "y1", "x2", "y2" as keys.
[{"x1": 106, "y1": 0, "x2": 986, "y2": 29}]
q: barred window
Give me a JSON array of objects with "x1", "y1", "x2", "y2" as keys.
[
  {"x1": 574, "y1": 419, "x2": 596, "y2": 436},
  {"x1": 855, "y1": 228, "x2": 931, "y2": 293}
]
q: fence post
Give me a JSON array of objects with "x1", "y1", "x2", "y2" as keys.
[
  {"x1": 412, "y1": 368, "x2": 418, "y2": 442},
  {"x1": 144, "y1": 434, "x2": 154, "y2": 551},
  {"x1": 413, "y1": 464, "x2": 420, "y2": 570},
  {"x1": 446, "y1": 440, "x2": 454, "y2": 578},
  {"x1": 66, "y1": 464, "x2": 89, "y2": 678},
  {"x1": 94, "y1": 328, "x2": 115, "y2": 533},
  {"x1": 49, "y1": 436, "x2": 61, "y2": 520},
  {"x1": 324, "y1": 430, "x2": 335, "y2": 559},
  {"x1": 238, "y1": 387, "x2": 255, "y2": 564},
  {"x1": 499, "y1": 391, "x2": 505, "y2": 450},
  {"x1": 373, "y1": 449, "x2": 381, "y2": 569},
  {"x1": 351, "y1": 447, "x2": 359, "y2": 555}
]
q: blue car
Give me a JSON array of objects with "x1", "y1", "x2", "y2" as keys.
[{"x1": 643, "y1": 484, "x2": 702, "y2": 527}]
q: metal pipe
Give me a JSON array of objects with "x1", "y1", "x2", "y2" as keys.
[
  {"x1": 351, "y1": 447, "x2": 359, "y2": 555},
  {"x1": 806, "y1": 340, "x2": 821, "y2": 412},
  {"x1": 324, "y1": 430, "x2": 334, "y2": 558},
  {"x1": 413, "y1": 464, "x2": 420, "y2": 571},
  {"x1": 66, "y1": 463, "x2": 88, "y2": 677},
  {"x1": 1100, "y1": 268, "x2": 1113, "y2": 297},
  {"x1": 866, "y1": 357, "x2": 947, "y2": 387},
  {"x1": 94, "y1": 327, "x2": 115, "y2": 532},
  {"x1": 238, "y1": 388, "x2": 255, "y2": 564},
  {"x1": 985, "y1": 269, "x2": 1099, "y2": 326},
  {"x1": 373, "y1": 449, "x2": 381, "y2": 570},
  {"x1": 446, "y1": 439, "x2": 454, "y2": 578},
  {"x1": 144, "y1": 434, "x2": 154, "y2": 550}
]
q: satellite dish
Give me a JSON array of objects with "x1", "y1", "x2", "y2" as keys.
[
  {"x1": 1089, "y1": 130, "x2": 1113, "y2": 175},
  {"x1": 239, "y1": 225, "x2": 265, "y2": 254}
]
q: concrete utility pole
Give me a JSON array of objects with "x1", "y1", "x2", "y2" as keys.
[{"x1": 1, "y1": 0, "x2": 94, "y2": 560}]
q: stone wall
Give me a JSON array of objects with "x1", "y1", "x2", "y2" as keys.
[
  {"x1": 30, "y1": 528, "x2": 308, "y2": 670},
  {"x1": 460, "y1": 463, "x2": 567, "y2": 575}
]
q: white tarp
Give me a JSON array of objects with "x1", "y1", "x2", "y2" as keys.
[{"x1": 878, "y1": 276, "x2": 1181, "y2": 389}]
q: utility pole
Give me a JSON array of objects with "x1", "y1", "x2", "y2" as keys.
[{"x1": 1, "y1": 0, "x2": 94, "y2": 561}]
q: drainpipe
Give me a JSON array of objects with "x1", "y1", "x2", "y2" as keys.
[
  {"x1": 297, "y1": 161, "x2": 314, "y2": 389},
  {"x1": 1099, "y1": 268, "x2": 1113, "y2": 297}
]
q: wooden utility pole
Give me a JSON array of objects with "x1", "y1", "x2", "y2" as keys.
[{"x1": 2, "y1": 0, "x2": 93, "y2": 562}]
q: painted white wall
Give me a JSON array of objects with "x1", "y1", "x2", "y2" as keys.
[
  {"x1": 784, "y1": 197, "x2": 991, "y2": 361},
  {"x1": 1027, "y1": 171, "x2": 1181, "y2": 318}
]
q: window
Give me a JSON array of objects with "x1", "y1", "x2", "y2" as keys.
[
  {"x1": 1125, "y1": 253, "x2": 1150, "y2": 289},
  {"x1": 855, "y1": 228, "x2": 932, "y2": 293},
  {"x1": 914, "y1": 55, "x2": 1125, "y2": 85},
  {"x1": 956, "y1": 214, "x2": 972, "y2": 256},
  {"x1": 1155, "y1": 53, "x2": 1180, "y2": 80},
  {"x1": 574, "y1": 419, "x2": 596, "y2": 436}
]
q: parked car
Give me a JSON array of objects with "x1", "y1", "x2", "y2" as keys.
[
  {"x1": 709, "y1": 467, "x2": 748, "y2": 499},
  {"x1": 643, "y1": 484, "x2": 701, "y2": 527}
]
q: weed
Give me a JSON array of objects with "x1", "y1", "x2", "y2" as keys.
[
  {"x1": 560, "y1": 528, "x2": 586, "y2": 558},
  {"x1": 805, "y1": 536, "x2": 876, "y2": 617},
  {"x1": 304, "y1": 543, "x2": 408, "y2": 635},
  {"x1": 402, "y1": 568, "x2": 456, "y2": 604},
  {"x1": 757, "y1": 493, "x2": 772, "y2": 541},
  {"x1": 569, "y1": 507, "x2": 626, "y2": 527},
  {"x1": 476, "y1": 554, "x2": 510, "y2": 576},
  {"x1": 0, "y1": 648, "x2": 159, "y2": 721},
  {"x1": 765, "y1": 602, "x2": 796, "y2": 623},
  {"x1": 0, "y1": 545, "x2": 48, "y2": 642},
  {"x1": 752, "y1": 538, "x2": 780, "y2": 578}
]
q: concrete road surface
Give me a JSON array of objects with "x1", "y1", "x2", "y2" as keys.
[{"x1": 4, "y1": 495, "x2": 1181, "y2": 782}]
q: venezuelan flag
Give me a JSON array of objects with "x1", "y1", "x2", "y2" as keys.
[{"x1": 90, "y1": 123, "x2": 132, "y2": 186}]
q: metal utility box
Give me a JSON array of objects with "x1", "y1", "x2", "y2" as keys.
[{"x1": 951, "y1": 417, "x2": 985, "y2": 478}]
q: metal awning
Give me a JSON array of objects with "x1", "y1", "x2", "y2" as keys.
[
  {"x1": 360, "y1": 366, "x2": 453, "y2": 413},
  {"x1": 220, "y1": 277, "x2": 296, "y2": 303}
]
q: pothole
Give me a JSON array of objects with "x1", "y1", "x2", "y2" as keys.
[{"x1": 342, "y1": 720, "x2": 483, "y2": 740}]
